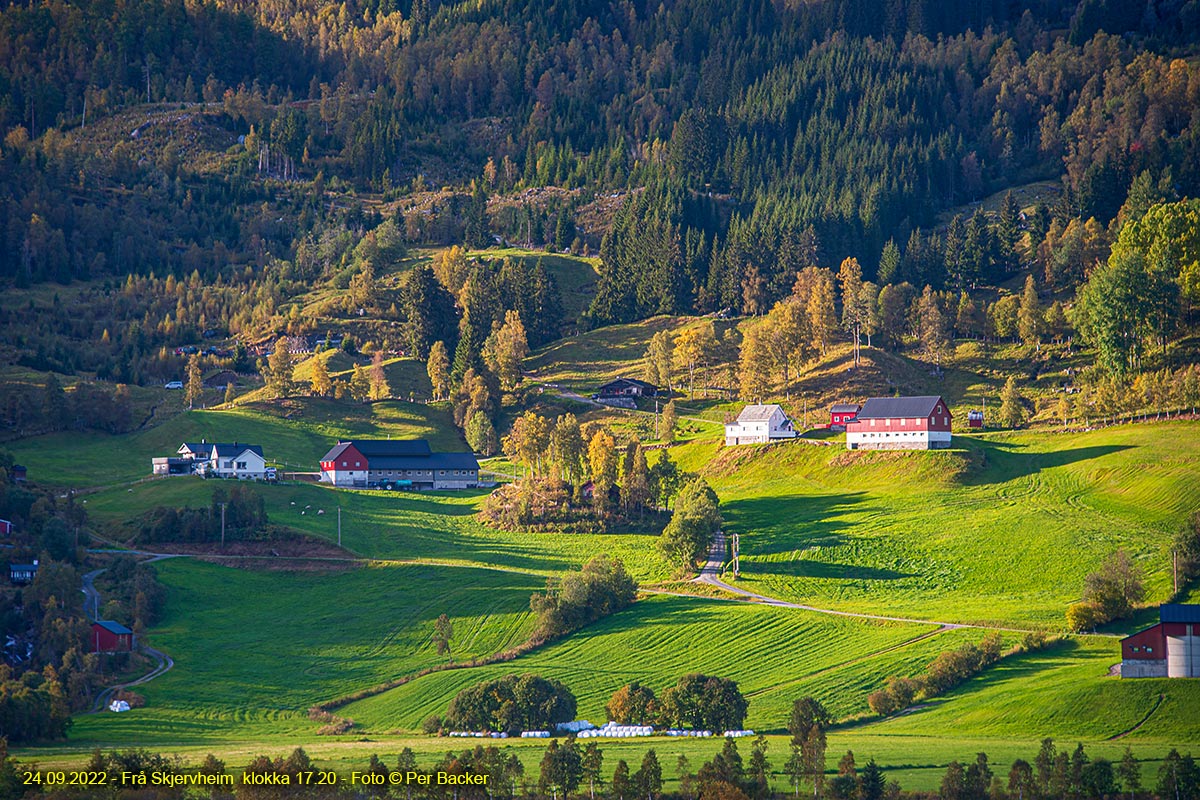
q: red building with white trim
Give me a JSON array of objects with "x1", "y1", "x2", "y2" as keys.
[{"x1": 845, "y1": 396, "x2": 952, "y2": 450}]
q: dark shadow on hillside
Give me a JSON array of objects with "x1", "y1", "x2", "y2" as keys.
[
  {"x1": 725, "y1": 493, "x2": 869, "y2": 556},
  {"x1": 958, "y1": 441, "x2": 1135, "y2": 486},
  {"x1": 763, "y1": 559, "x2": 912, "y2": 581}
]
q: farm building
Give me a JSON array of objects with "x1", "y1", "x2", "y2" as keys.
[
  {"x1": 154, "y1": 441, "x2": 269, "y2": 479},
  {"x1": 1121, "y1": 604, "x2": 1200, "y2": 678},
  {"x1": 594, "y1": 377, "x2": 657, "y2": 399},
  {"x1": 9, "y1": 561, "x2": 37, "y2": 585},
  {"x1": 829, "y1": 403, "x2": 861, "y2": 431},
  {"x1": 845, "y1": 396, "x2": 952, "y2": 450},
  {"x1": 725, "y1": 405, "x2": 797, "y2": 445},
  {"x1": 968, "y1": 410, "x2": 984, "y2": 428},
  {"x1": 11, "y1": 464, "x2": 25, "y2": 482},
  {"x1": 91, "y1": 620, "x2": 134, "y2": 653},
  {"x1": 319, "y1": 439, "x2": 480, "y2": 490},
  {"x1": 0, "y1": 518, "x2": 12, "y2": 536}
]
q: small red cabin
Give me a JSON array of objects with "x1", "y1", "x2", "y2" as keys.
[
  {"x1": 829, "y1": 404, "x2": 861, "y2": 430},
  {"x1": 968, "y1": 410, "x2": 984, "y2": 428},
  {"x1": 92, "y1": 620, "x2": 134, "y2": 653}
]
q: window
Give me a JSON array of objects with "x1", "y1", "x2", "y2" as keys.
[
  {"x1": 355, "y1": 461, "x2": 361, "y2": 467},
  {"x1": 236, "y1": 461, "x2": 246, "y2": 469},
  {"x1": 870, "y1": 419, "x2": 876, "y2": 427},
  {"x1": 341, "y1": 461, "x2": 347, "y2": 467},
  {"x1": 900, "y1": 418, "x2": 906, "y2": 426}
]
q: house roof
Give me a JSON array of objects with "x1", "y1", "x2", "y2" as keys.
[
  {"x1": 831, "y1": 403, "x2": 861, "y2": 413},
  {"x1": 10, "y1": 564, "x2": 37, "y2": 572},
  {"x1": 321, "y1": 439, "x2": 432, "y2": 462},
  {"x1": 209, "y1": 443, "x2": 265, "y2": 459},
  {"x1": 368, "y1": 452, "x2": 481, "y2": 471},
  {"x1": 1160, "y1": 604, "x2": 1200, "y2": 623},
  {"x1": 736, "y1": 404, "x2": 787, "y2": 422},
  {"x1": 598, "y1": 377, "x2": 657, "y2": 390},
  {"x1": 854, "y1": 396, "x2": 948, "y2": 419},
  {"x1": 94, "y1": 620, "x2": 133, "y2": 635}
]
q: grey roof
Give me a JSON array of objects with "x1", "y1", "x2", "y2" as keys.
[
  {"x1": 368, "y1": 452, "x2": 480, "y2": 471},
  {"x1": 831, "y1": 403, "x2": 861, "y2": 413},
  {"x1": 854, "y1": 396, "x2": 948, "y2": 419},
  {"x1": 10, "y1": 564, "x2": 37, "y2": 572},
  {"x1": 320, "y1": 440, "x2": 477, "y2": 472},
  {"x1": 209, "y1": 443, "x2": 264, "y2": 458},
  {"x1": 182, "y1": 442, "x2": 263, "y2": 458},
  {"x1": 598, "y1": 377, "x2": 657, "y2": 390},
  {"x1": 322, "y1": 439, "x2": 432, "y2": 462},
  {"x1": 737, "y1": 404, "x2": 788, "y2": 422},
  {"x1": 94, "y1": 620, "x2": 133, "y2": 635},
  {"x1": 1160, "y1": 604, "x2": 1200, "y2": 623}
]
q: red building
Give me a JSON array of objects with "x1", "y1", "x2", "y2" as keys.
[
  {"x1": 845, "y1": 396, "x2": 953, "y2": 450},
  {"x1": 968, "y1": 410, "x2": 984, "y2": 428},
  {"x1": 92, "y1": 620, "x2": 134, "y2": 653},
  {"x1": 829, "y1": 404, "x2": 861, "y2": 431},
  {"x1": 1120, "y1": 604, "x2": 1200, "y2": 678}
]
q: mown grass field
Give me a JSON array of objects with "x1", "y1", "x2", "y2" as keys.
[
  {"x1": 341, "y1": 596, "x2": 975, "y2": 732},
  {"x1": 681, "y1": 421, "x2": 1200, "y2": 627},
  {"x1": 8, "y1": 388, "x2": 1200, "y2": 781},
  {"x1": 63, "y1": 558, "x2": 539, "y2": 746}
]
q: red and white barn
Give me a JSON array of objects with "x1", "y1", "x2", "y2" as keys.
[
  {"x1": 1121, "y1": 604, "x2": 1200, "y2": 678},
  {"x1": 320, "y1": 439, "x2": 480, "y2": 490},
  {"x1": 845, "y1": 396, "x2": 952, "y2": 450},
  {"x1": 92, "y1": 620, "x2": 134, "y2": 653}
]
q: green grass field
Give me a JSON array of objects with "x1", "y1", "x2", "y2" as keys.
[
  {"x1": 8, "y1": 390, "x2": 1200, "y2": 781},
  {"x1": 4, "y1": 399, "x2": 464, "y2": 487},
  {"x1": 685, "y1": 421, "x2": 1200, "y2": 627}
]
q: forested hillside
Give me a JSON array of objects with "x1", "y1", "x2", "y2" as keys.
[{"x1": 2, "y1": 0, "x2": 1200, "y2": 401}]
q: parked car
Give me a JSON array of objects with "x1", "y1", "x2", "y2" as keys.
[{"x1": 164, "y1": 381, "x2": 184, "y2": 389}]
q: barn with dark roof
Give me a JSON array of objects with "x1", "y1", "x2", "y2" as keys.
[
  {"x1": 845, "y1": 396, "x2": 952, "y2": 450},
  {"x1": 319, "y1": 439, "x2": 480, "y2": 490}
]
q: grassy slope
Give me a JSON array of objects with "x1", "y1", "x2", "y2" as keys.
[
  {"x1": 682, "y1": 421, "x2": 1200, "y2": 627},
  {"x1": 65, "y1": 558, "x2": 539, "y2": 746},
  {"x1": 4, "y1": 398, "x2": 464, "y2": 486},
  {"x1": 8, "y1": 387, "x2": 1199, "y2": 773},
  {"x1": 342, "y1": 596, "x2": 972, "y2": 731}
]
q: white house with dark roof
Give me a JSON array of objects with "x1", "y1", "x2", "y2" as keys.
[
  {"x1": 724, "y1": 404, "x2": 797, "y2": 445},
  {"x1": 153, "y1": 440, "x2": 269, "y2": 479},
  {"x1": 319, "y1": 439, "x2": 480, "y2": 490},
  {"x1": 845, "y1": 396, "x2": 952, "y2": 450}
]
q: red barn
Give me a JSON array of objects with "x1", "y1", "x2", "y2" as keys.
[
  {"x1": 845, "y1": 396, "x2": 953, "y2": 450},
  {"x1": 92, "y1": 620, "x2": 134, "y2": 653},
  {"x1": 0, "y1": 518, "x2": 12, "y2": 536},
  {"x1": 829, "y1": 404, "x2": 861, "y2": 431},
  {"x1": 1120, "y1": 604, "x2": 1200, "y2": 678}
]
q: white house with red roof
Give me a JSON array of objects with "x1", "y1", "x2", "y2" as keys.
[{"x1": 845, "y1": 396, "x2": 952, "y2": 450}]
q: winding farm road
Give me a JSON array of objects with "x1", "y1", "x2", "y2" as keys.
[
  {"x1": 81, "y1": 558, "x2": 179, "y2": 713},
  {"x1": 689, "y1": 531, "x2": 1082, "y2": 636}
]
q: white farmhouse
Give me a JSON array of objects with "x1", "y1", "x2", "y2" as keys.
[
  {"x1": 208, "y1": 443, "x2": 268, "y2": 479},
  {"x1": 724, "y1": 404, "x2": 797, "y2": 445}
]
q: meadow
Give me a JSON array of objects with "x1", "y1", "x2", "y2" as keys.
[{"x1": 7, "y1": 397, "x2": 1200, "y2": 781}]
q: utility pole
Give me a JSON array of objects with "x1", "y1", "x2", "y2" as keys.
[
  {"x1": 1173, "y1": 548, "x2": 1178, "y2": 596},
  {"x1": 732, "y1": 531, "x2": 740, "y2": 579},
  {"x1": 220, "y1": 502, "x2": 226, "y2": 547},
  {"x1": 655, "y1": 396, "x2": 660, "y2": 440},
  {"x1": 338, "y1": 507, "x2": 342, "y2": 548}
]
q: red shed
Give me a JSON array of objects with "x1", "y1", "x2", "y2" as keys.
[
  {"x1": 829, "y1": 403, "x2": 861, "y2": 430},
  {"x1": 0, "y1": 518, "x2": 12, "y2": 536},
  {"x1": 92, "y1": 620, "x2": 134, "y2": 653}
]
